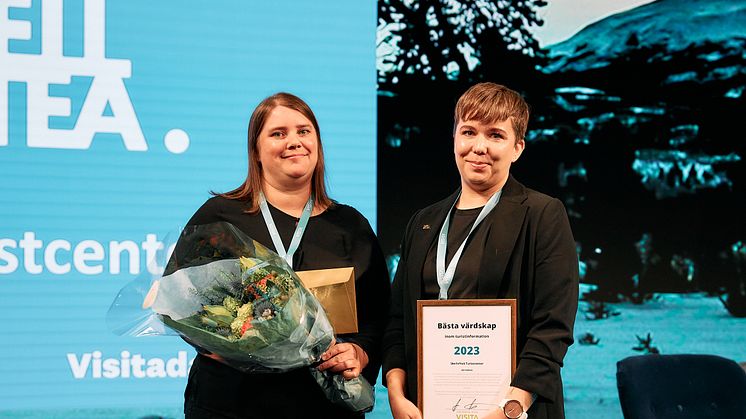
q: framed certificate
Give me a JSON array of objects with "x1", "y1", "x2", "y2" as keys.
[{"x1": 417, "y1": 299, "x2": 516, "y2": 418}]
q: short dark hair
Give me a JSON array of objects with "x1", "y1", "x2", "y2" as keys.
[{"x1": 454, "y1": 82, "x2": 530, "y2": 142}]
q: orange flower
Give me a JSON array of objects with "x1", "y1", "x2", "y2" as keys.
[{"x1": 240, "y1": 317, "x2": 254, "y2": 335}]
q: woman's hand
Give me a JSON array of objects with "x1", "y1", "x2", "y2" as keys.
[
  {"x1": 481, "y1": 387, "x2": 533, "y2": 419},
  {"x1": 386, "y1": 368, "x2": 422, "y2": 419},
  {"x1": 389, "y1": 393, "x2": 422, "y2": 419},
  {"x1": 317, "y1": 340, "x2": 368, "y2": 380}
]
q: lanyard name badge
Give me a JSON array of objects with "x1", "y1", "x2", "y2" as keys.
[
  {"x1": 436, "y1": 190, "x2": 502, "y2": 299},
  {"x1": 259, "y1": 192, "x2": 314, "y2": 266}
]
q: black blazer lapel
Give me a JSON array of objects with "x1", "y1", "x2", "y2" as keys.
[
  {"x1": 478, "y1": 176, "x2": 529, "y2": 297},
  {"x1": 406, "y1": 190, "x2": 460, "y2": 304}
]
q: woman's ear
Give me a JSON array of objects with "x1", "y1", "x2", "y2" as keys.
[{"x1": 512, "y1": 139, "x2": 526, "y2": 163}]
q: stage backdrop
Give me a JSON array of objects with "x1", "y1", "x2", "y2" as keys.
[{"x1": 0, "y1": 0, "x2": 377, "y2": 417}]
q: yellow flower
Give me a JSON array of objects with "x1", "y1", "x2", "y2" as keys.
[
  {"x1": 236, "y1": 302, "x2": 254, "y2": 320},
  {"x1": 239, "y1": 256, "x2": 259, "y2": 271},
  {"x1": 223, "y1": 296, "x2": 240, "y2": 314},
  {"x1": 230, "y1": 317, "x2": 244, "y2": 335}
]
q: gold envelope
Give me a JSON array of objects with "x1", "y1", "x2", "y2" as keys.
[{"x1": 297, "y1": 267, "x2": 358, "y2": 334}]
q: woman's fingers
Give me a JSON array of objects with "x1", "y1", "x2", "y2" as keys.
[
  {"x1": 317, "y1": 342, "x2": 361, "y2": 377},
  {"x1": 341, "y1": 365, "x2": 361, "y2": 379},
  {"x1": 318, "y1": 352, "x2": 360, "y2": 372},
  {"x1": 320, "y1": 341, "x2": 349, "y2": 361},
  {"x1": 390, "y1": 394, "x2": 422, "y2": 419}
]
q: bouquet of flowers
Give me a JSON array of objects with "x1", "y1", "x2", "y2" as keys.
[{"x1": 107, "y1": 221, "x2": 374, "y2": 412}]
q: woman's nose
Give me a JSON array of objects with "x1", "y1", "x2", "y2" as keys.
[
  {"x1": 287, "y1": 135, "x2": 302, "y2": 149},
  {"x1": 472, "y1": 135, "x2": 487, "y2": 154}
]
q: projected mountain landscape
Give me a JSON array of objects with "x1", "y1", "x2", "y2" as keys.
[
  {"x1": 377, "y1": 1, "x2": 745, "y2": 417},
  {"x1": 528, "y1": 0, "x2": 745, "y2": 312}
]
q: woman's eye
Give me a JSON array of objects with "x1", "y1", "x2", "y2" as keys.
[
  {"x1": 271, "y1": 131, "x2": 285, "y2": 138},
  {"x1": 462, "y1": 130, "x2": 475, "y2": 136},
  {"x1": 299, "y1": 129, "x2": 311, "y2": 135}
]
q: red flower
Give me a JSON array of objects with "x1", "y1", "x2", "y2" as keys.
[{"x1": 241, "y1": 317, "x2": 254, "y2": 335}]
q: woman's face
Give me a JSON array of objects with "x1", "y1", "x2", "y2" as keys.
[
  {"x1": 257, "y1": 106, "x2": 318, "y2": 189},
  {"x1": 454, "y1": 118, "x2": 525, "y2": 194}
]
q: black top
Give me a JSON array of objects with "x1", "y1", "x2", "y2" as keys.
[
  {"x1": 422, "y1": 207, "x2": 482, "y2": 299},
  {"x1": 180, "y1": 196, "x2": 390, "y2": 419}
]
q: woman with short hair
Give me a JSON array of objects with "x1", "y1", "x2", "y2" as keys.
[{"x1": 383, "y1": 83, "x2": 579, "y2": 419}]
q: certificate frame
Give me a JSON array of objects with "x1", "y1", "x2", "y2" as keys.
[{"x1": 417, "y1": 299, "x2": 516, "y2": 418}]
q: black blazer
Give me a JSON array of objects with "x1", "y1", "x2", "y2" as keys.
[{"x1": 382, "y1": 176, "x2": 579, "y2": 419}]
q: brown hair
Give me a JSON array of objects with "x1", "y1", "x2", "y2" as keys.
[
  {"x1": 216, "y1": 92, "x2": 333, "y2": 213},
  {"x1": 453, "y1": 82, "x2": 530, "y2": 142}
]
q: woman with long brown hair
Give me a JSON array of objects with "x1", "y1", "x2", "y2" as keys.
[{"x1": 181, "y1": 92, "x2": 390, "y2": 418}]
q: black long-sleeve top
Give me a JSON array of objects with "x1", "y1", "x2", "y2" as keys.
[{"x1": 181, "y1": 196, "x2": 390, "y2": 419}]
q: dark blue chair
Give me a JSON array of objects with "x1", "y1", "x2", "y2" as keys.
[{"x1": 616, "y1": 354, "x2": 746, "y2": 418}]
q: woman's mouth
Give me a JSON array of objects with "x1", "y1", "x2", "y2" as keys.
[
  {"x1": 282, "y1": 153, "x2": 308, "y2": 159},
  {"x1": 466, "y1": 160, "x2": 489, "y2": 169}
]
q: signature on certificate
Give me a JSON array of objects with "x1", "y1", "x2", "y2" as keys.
[{"x1": 451, "y1": 397, "x2": 499, "y2": 412}]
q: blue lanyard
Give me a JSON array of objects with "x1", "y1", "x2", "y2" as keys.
[
  {"x1": 259, "y1": 192, "x2": 314, "y2": 266},
  {"x1": 436, "y1": 190, "x2": 502, "y2": 299}
]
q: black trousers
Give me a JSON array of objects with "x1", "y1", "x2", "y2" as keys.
[{"x1": 184, "y1": 355, "x2": 365, "y2": 419}]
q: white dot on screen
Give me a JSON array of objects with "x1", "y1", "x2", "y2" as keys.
[{"x1": 164, "y1": 129, "x2": 190, "y2": 154}]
